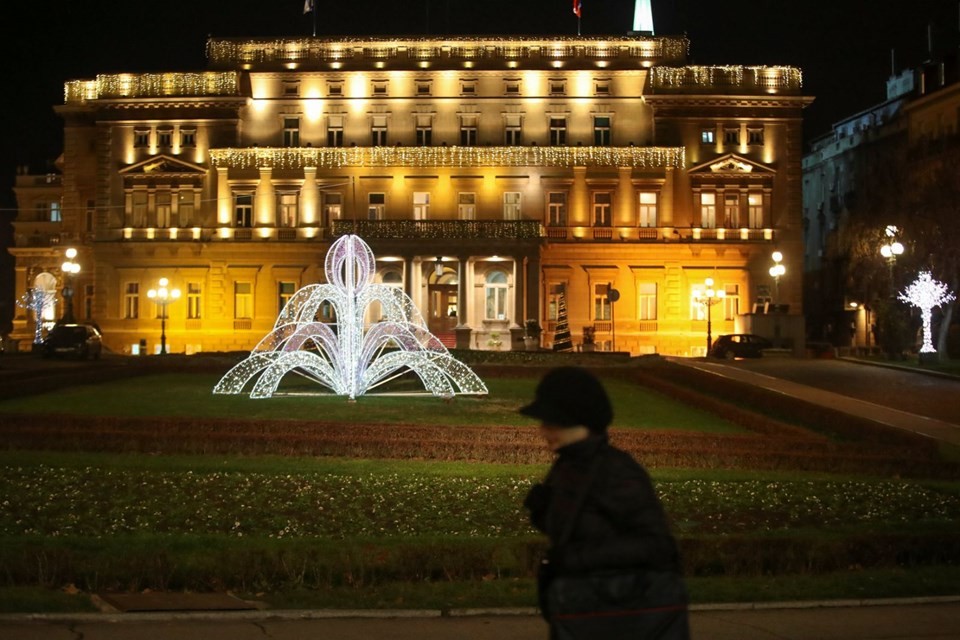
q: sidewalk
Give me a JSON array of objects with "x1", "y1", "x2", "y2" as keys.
[
  {"x1": 3, "y1": 598, "x2": 960, "y2": 639},
  {"x1": 671, "y1": 357, "x2": 960, "y2": 445}
]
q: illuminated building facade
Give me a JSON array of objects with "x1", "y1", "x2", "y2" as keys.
[{"x1": 11, "y1": 34, "x2": 809, "y2": 356}]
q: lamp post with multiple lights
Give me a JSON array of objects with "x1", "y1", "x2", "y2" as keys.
[
  {"x1": 879, "y1": 225, "x2": 904, "y2": 295},
  {"x1": 694, "y1": 277, "x2": 725, "y2": 355},
  {"x1": 147, "y1": 278, "x2": 180, "y2": 355},
  {"x1": 60, "y1": 247, "x2": 81, "y2": 324},
  {"x1": 769, "y1": 251, "x2": 786, "y2": 344}
]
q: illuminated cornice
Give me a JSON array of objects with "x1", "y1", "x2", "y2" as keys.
[
  {"x1": 64, "y1": 72, "x2": 240, "y2": 103},
  {"x1": 209, "y1": 146, "x2": 685, "y2": 170}
]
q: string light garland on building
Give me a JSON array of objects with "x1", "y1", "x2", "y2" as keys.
[
  {"x1": 214, "y1": 234, "x2": 488, "y2": 400},
  {"x1": 650, "y1": 66, "x2": 802, "y2": 91},
  {"x1": 65, "y1": 72, "x2": 239, "y2": 103},
  {"x1": 210, "y1": 146, "x2": 685, "y2": 170}
]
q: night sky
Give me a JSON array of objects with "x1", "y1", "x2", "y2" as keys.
[{"x1": 1, "y1": 0, "x2": 958, "y2": 201}]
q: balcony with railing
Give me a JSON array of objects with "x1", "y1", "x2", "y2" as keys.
[
  {"x1": 648, "y1": 65, "x2": 803, "y2": 95},
  {"x1": 543, "y1": 225, "x2": 775, "y2": 242}
]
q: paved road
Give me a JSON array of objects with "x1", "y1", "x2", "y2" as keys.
[{"x1": 3, "y1": 600, "x2": 960, "y2": 639}]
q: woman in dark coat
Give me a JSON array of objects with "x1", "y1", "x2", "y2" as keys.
[{"x1": 520, "y1": 366, "x2": 690, "y2": 640}]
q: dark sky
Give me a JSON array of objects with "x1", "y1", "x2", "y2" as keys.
[{"x1": 2, "y1": 0, "x2": 959, "y2": 191}]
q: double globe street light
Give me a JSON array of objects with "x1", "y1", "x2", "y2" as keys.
[
  {"x1": 147, "y1": 278, "x2": 180, "y2": 355},
  {"x1": 693, "y1": 277, "x2": 725, "y2": 354},
  {"x1": 880, "y1": 225, "x2": 905, "y2": 292},
  {"x1": 60, "y1": 247, "x2": 81, "y2": 324}
]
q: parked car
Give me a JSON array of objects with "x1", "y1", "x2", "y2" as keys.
[
  {"x1": 709, "y1": 333, "x2": 772, "y2": 359},
  {"x1": 41, "y1": 323, "x2": 103, "y2": 360}
]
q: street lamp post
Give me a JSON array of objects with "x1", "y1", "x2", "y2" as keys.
[
  {"x1": 60, "y1": 247, "x2": 81, "y2": 324},
  {"x1": 879, "y1": 225, "x2": 904, "y2": 294},
  {"x1": 147, "y1": 277, "x2": 181, "y2": 355},
  {"x1": 694, "y1": 277, "x2": 725, "y2": 355},
  {"x1": 769, "y1": 251, "x2": 786, "y2": 344}
]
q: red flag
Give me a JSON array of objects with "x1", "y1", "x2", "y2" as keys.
[{"x1": 573, "y1": 0, "x2": 582, "y2": 18}]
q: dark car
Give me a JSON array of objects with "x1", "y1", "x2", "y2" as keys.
[
  {"x1": 41, "y1": 324, "x2": 103, "y2": 360},
  {"x1": 708, "y1": 333, "x2": 772, "y2": 359}
]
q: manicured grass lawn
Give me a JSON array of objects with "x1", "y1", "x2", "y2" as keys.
[{"x1": 0, "y1": 372, "x2": 745, "y2": 433}]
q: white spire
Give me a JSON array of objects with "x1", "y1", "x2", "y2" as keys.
[{"x1": 633, "y1": 0, "x2": 654, "y2": 34}]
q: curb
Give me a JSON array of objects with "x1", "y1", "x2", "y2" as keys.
[
  {"x1": 4, "y1": 596, "x2": 960, "y2": 624},
  {"x1": 837, "y1": 356, "x2": 960, "y2": 381}
]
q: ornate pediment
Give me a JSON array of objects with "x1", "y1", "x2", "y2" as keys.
[
  {"x1": 689, "y1": 153, "x2": 775, "y2": 175},
  {"x1": 120, "y1": 155, "x2": 207, "y2": 176}
]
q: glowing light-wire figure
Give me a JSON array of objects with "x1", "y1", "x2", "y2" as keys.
[
  {"x1": 16, "y1": 288, "x2": 56, "y2": 344},
  {"x1": 898, "y1": 271, "x2": 955, "y2": 354},
  {"x1": 214, "y1": 234, "x2": 487, "y2": 400}
]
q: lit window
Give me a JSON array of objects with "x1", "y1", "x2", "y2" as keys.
[
  {"x1": 593, "y1": 116, "x2": 611, "y2": 146},
  {"x1": 700, "y1": 192, "x2": 717, "y2": 228},
  {"x1": 180, "y1": 129, "x2": 196, "y2": 147},
  {"x1": 460, "y1": 115, "x2": 478, "y2": 146},
  {"x1": 134, "y1": 128, "x2": 150, "y2": 147},
  {"x1": 748, "y1": 193, "x2": 764, "y2": 228},
  {"x1": 48, "y1": 201, "x2": 62, "y2": 223},
  {"x1": 187, "y1": 283, "x2": 202, "y2": 319},
  {"x1": 327, "y1": 115, "x2": 344, "y2": 147},
  {"x1": 124, "y1": 282, "x2": 139, "y2": 319},
  {"x1": 638, "y1": 283, "x2": 657, "y2": 320},
  {"x1": 593, "y1": 283, "x2": 611, "y2": 321},
  {"x1": 638, "y1": 192, "x2": 657, "y2": 227},
  {"x1": 503, "y1": 192, "x2": 521, "y2": 220},
  {"x1": 278, "y1": 281, "x2": 296, "y2": 313},
  {"x1": 283, "y1": 117, "x2": 300, "y2": 147},
  {"x1": 279, "y1": 193, "x2": 298, "y2": 227},
  {"x1": 723, "y1": 193, "x2": 739, "y2": 228},
  {"x1": 549, "y1": 117, "x2": 567, "y2": 145},
  {"x1": 234, "y1": 282, "x2": 253, "y2": 319},
  {"x1": 592, "y1": 192, "x2": 612, "y2": 227},
  {"x1": 458, "y1": 192, "x2": 476, "y2": 220},
  {"x1": 368, "y1": 193, "x2": 385, "y2": 220},
  {"x1": 234, "y1": 194, "x2": 253, "y2": 228},
  {"x1": 156, "y1": 191, "x2": 172, "y2": 228},
  {"x1": 484, "y1": 270, "x2": 508, "y2": 320},
  {"x1": 700, "y1": 129, "x2": 715, "y2": 144},
  {"x1": 371, "y1": 115, "x2": 387, "y2": 146},
  {"x1": 413, "y1": 192, "x2": 430, "y2": 220},
  {"x1": 323, "y1": 192, "x2": 342, "y2": 224},
  {"x1": 547, "y1": 192, "x2": 567, "y2": 226}
]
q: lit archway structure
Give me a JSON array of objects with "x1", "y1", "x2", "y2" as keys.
[{"x1": 214, "y1": 234, "x2": 488, "y2": 400}]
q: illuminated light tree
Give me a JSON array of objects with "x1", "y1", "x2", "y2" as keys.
[
  {"x1": 898, "y1": 272, "x2": 956, "y2": 355},
  {"x1": 16, "y1": 288, "x2": 56, "y2": 345},
  {"x1": 214, "y1": 234, "x2": 487, "y2": 400}
]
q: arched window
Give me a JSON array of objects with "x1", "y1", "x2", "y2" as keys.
[{"x1": 484, "y1": 270, "x2": 508, "y2": 320}]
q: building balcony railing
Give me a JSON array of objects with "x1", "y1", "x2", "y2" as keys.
[
  {"x1": 332, "y1": 219, "x2": 543, "y2": 240},
  {"x1": 209, "y1": 145, "x2": 685, "y2": 170},
  {"x1": 544, "y1": 226, "x2": 774, "y2": 242}
]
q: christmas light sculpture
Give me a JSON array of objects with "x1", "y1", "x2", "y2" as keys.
[
  {"x1": 16, "y1": 288, "x2": 56, "y2": 344},
  {"x1": 214, "y1": 234, "x2": 487, "y2": 400},
  {"x1": 898, "y1": 271, "x2": 956, "y2": 354}
]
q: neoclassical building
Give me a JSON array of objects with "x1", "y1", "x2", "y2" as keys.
[{"x1": 11, "y1": 31, "x2": 809, "y2": 356}]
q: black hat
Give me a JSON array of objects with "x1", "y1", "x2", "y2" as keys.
[{"x1": 519, "y1": 366, "x2": 613, "y2": 432}]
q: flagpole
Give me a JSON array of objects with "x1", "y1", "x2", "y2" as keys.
[
  {"x1": 577, "y1": 16, "x2": 581, "y2": 36},
  {"x1": 313, "y1": 1, "x2": 317, "y2": 37}
]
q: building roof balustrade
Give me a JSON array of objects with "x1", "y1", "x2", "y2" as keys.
[
  {"x1": 64, "y1": 72, "x2": 240, "y2": 103},
  {"x1": 209, "y1": 146, "x2": 685, "y2": 170},
  {"x1": 204, "y1": 36, "x2": 689, "y2": 69},
  {"x1": 649, "y1": 65, "x2": 803, "y2": 95}
]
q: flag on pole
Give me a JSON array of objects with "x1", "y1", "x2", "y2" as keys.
[
  {"x1": 572, "y1": 0, "x2": 581, "y2": 18},
  {"x1": 304, "y1": 0, "x2": 314, "y2": 14}
]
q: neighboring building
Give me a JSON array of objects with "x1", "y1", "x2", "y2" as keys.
[
  {"x1": 11, "y1": 32, "x2": 809, "y2": 356},
  {"x1": 802, "y1": 53, "x2": 960, "y2": 350}
]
